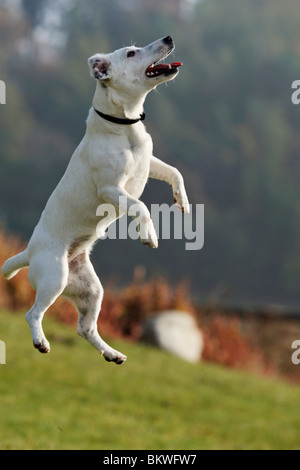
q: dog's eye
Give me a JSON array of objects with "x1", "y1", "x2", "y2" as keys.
[{"x1": 127, "y1": 50, "x2": 136, "y2": 58}]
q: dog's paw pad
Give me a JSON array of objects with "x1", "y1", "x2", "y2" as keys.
[
  {"x1": 143, "y1": 239, "x2": 158, "y2": 249},
  {"x1": 34, "y1": 342, "x2": 50, "y2": 354},
  {"x1": 103, "y1": 352, "x2": 127, "y2": 365},
  {"x1": 114, "y1": 355, "x2": 127, "y2": 365}
]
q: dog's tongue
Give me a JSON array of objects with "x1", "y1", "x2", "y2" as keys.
[{"x1": 151, "y1": 62, "x2": 183, "y2": 72}]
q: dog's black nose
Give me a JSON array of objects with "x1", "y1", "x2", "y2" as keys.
[{"x1": 163, "y1": 36, "x2": 173, "y2": 45}]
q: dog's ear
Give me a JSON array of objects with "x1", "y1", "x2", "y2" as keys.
[{"x1": 88, "y1": 54, "x2": 111, "y2": 81}]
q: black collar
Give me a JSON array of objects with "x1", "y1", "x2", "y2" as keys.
[{"x1": 94, "y1": 107, "x2": 145, "y2": 125}]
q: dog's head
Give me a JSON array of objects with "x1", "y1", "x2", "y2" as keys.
[{"x1": 88, "y1": 36, "x2": 182, "y2": 95}]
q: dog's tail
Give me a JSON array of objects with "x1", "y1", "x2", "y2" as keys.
[{"x1": 1, "y1": 250, "x2": 29, "y2": 280}]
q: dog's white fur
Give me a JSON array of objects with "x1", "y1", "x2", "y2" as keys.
[{"x1": 1, "y1": 37, "x2": 189, "y2": 364}]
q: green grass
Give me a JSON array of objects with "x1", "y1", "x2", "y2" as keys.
[{"x1": 0, "y1": 310, "x2": 300, "y2": 450}]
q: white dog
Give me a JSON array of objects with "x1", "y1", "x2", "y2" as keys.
[{"x1": 2, "y1": 36, "x2": 189, "y2": 364}]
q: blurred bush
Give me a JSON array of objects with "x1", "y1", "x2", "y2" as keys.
[{"x1": 0, "y1": 230, "x2": 35, "y2": 310}]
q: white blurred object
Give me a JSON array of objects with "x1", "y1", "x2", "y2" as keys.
[{"x1": 141, "y1": 310, "x2": 203, "y2": 363}]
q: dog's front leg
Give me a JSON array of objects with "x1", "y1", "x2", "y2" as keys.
[
  {"x1": 99, "y1": 186, "x2": 158, "y2": 248},
  {"x1": 149, "y1": 156, "x2": 190, "y2": 213}
]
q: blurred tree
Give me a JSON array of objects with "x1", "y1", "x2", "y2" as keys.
[{"x1": 22, "y1": 0, "x2": 48, "y2": 27}]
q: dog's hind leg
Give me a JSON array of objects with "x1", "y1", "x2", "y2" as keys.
[
  {"x1": 63, "y1": 252, "x2": 127, "y2": 365},
  {"x1": 25, "y1": 251, "x2": 69, "y2": 353}
]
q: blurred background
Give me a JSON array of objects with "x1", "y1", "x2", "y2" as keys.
[
  {"x1": 2, "y1": 0, "x2": 300, "y2": 451},
  {"x1": 1, "y1": 0, "x2": 300, "y2": 309}
]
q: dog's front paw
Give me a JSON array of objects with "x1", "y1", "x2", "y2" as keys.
[
  {"x1": 172, "y1": 172, "x2": 190, "y2": 214},
  {"x1": 140, "y1": 219, "x2": 158, "y2": 249},
  {"x1": 173, "y1": 188, "x2": 190, "y2": 214},
  {"x1": 143, "y1": 238, "x2": 158, "y2": 249}
]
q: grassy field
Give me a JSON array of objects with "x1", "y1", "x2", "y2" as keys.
[{"x1": 0, "y1": 310, "x2": 300, "y2": 450}]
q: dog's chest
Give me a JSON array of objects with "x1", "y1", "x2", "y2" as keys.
[
  {"x1": 124, "y1": 126, "x2": 152, "y2": 196},
  {"x1": 127, "y1": 125, "x2": 152, "y2": 157}
]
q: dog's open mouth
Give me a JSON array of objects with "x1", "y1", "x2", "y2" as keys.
[{"x1": 145, "y1": 61, "x2": 182, "y2": 78}]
